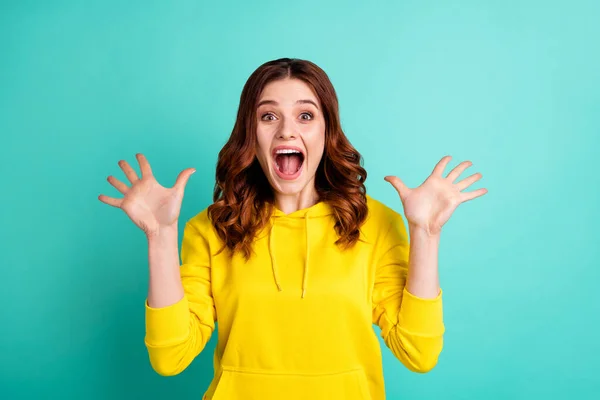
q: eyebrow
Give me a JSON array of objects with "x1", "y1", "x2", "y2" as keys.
[{"x1": 257, "y1": 99, "x2": 320, "y2": 110}]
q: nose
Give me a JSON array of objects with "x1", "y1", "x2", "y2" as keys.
[{"x1": 277, "y1": 117, "x2": 296, "y2": 140}]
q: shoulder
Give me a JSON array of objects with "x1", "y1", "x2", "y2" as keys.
[
  {"x1": 183, "y1": 206, "x2": 220, "y2": 245},
  {"x1": 187, "y1": 206, "x2": 212, "y2": 230},
  {"x1": 362, "y1": 194, "x2": 407, "y2": 243},
  {"x1": 365, "y1": 194, "x2": 405, "y2": 226}
]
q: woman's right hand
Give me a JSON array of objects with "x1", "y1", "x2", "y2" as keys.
[{"x1": 98, "y1": 153, "x2": 196, "y2": 237}]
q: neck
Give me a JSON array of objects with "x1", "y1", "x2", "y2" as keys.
[{"x1": 274, "y1": 188, "x2": 320, "y2": 215}]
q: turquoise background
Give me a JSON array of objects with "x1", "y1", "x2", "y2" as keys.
[{"x1": 1, "y1": 0, "x2": 599, "y2": 399}]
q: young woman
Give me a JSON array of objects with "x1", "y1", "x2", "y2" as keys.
[{"x1": 99, "y1": 58, "x2": 487, "y2": 400}]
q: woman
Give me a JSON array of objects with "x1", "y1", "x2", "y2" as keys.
[{"x1": 99, "y1": 58, "x2": 487, "y2": 399}]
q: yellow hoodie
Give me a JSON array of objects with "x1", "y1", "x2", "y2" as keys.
[{"x1": 144, "y1": 195, "x2": 444, "y2": 400}]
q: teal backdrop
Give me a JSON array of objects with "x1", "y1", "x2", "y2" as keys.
[{"x1": 1, "y1": 0, "x2": 599, "y2": 399}]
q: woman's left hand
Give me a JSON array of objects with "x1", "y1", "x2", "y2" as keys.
[{"x1": 384, "y1": 155, "x2": 487, "y2": 236}]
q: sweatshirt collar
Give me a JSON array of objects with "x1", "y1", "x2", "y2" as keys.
[
  {"x1": 267, "y1": 200, "x2": 332, "y2": 298},
  {"x1": 270, "y1": 200, "x2": 332, "y2": 219}
]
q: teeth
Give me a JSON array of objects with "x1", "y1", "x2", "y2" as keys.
[{"x1": 275, "y1": 149, "x2": 301, "y2": 155}]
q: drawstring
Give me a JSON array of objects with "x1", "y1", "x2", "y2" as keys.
[
  {"x1": 301, "y1": 214, "x2": 309, "y2": 299},
  {"x1": 268, "y1": 212, "x2": 311, "y2": 298},
  {"x1": 269, "y1": 221, "x2": 282, "y2": 292}
]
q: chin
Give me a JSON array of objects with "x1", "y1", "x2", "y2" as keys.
[
  {"x1": 270, "y1": 171, "x2": 306, "y2": 194},
  {"x1": 268, "y1": 165, "x2": 317, "y2": 196}
]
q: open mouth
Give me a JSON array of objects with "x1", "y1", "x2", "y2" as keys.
[{"x1": 272, "y1": 147, "x2": 305, "y2": 180}]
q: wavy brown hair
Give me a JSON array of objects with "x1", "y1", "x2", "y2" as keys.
[{"x1": 207, "y1": 58, "x2": 368, "y2": 259}]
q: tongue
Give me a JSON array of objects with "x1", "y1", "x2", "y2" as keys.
[{"x1": 279, "y1": 154, "x2": 302, "y2": 175}]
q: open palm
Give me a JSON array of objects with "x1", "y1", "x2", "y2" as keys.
[
  {"x1": 385, "y1": 156, "x2": 487, "y2": 236},
  {"x1": 98, "y1": 153, "x2": 195, "y2": 236}
]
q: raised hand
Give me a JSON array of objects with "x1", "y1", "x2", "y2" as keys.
[
  {"x1": 384, "y1": 155, "x2": 487, "y2": 236},
  {"x1": 98, "y1": 153, "x2": 196, "y2": 236}
]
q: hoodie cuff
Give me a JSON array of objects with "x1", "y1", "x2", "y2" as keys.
[
  {"x1": 145, "y1": 295, "x2": 190, "y2": 346},
  {"x1": 397, "y1": 287, "x2": 445, "y2": 336}
]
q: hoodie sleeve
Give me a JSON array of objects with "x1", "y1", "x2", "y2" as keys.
[
  {"x1": 144, "y1": 220, "x2": 216, "y2": 376},
  {"x1": 371, "y1": 211, "x2": 445, "y2": 373}
]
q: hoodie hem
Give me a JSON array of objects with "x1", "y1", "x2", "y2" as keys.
[{"x1": 219, "y1": 365, "x2": 367, "y2": 377}]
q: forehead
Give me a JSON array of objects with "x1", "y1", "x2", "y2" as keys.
[{"x1": 258, "y1": 78, "x2": 319, "y2": 105}]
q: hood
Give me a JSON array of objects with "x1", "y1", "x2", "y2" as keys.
[{"x1": 267, "y1": 200, "x2": 333, "y2": 299}]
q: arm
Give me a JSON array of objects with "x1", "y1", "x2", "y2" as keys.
[
  {"x1": 147, "y1": 224, "x2": 185, "y2": 308},
  {"x1": 372, "y1": 214, "x2": 444, "y2": 373},
  {"x1": 405, "y1": 223, "x2": 441, "y2": 299},
  {"x1": 377, "y1": 155, "x2": 487, "y2": 371},
  {"x1": 144, "y1": 220, "x2": 216, "y2": 376}
]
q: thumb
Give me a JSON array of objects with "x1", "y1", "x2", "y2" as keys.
[
  {"x1": 384, "y1": 175, "x2": 409, "y2": 200},
  {"x1": 174, "y1": 168, "x2": 196, "y2": 194}
]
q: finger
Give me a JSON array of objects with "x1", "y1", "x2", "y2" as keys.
[
  {"x1": 446, "y1": 160, "x2": 473, "y2": 182},
  {"x1": 118, "y1": 159, "x2": 140, "y2": 184},
  {"x1": 456, "y1": 172, "x2": 482, "y2": 191},
  {"x1": 173, "y1": 168, "x2": 196, "y2": 194},
  {"x1": 384, "y1": 175, "x2": 410, "y2": 201},
  {"x1": 460, "y1": 188, "x2": 488, "y2": 203},
  {"x1": 107, "y1": 175, "x2": 129, "y2": 194},
  {"x1": 431, "y1": 155, "x2": 452, "y2": 177},
  {"x1": 136, "y1": 153, "x2": 154, "y2": 178},
  {"x1": 98, "y1": 194, "x2": 122, "y2": 208}
]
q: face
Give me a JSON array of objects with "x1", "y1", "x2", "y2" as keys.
[{"x1": 255, "y1": 78, "x2": 325, "y2": 197}]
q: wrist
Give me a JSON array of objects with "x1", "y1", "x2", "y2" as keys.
[
  {"x1": 146, "y1": 223, "x2": 178, "y2": 242},
  {"x1": 408, "y1": 223, "x2": 441, "y2": 241}
]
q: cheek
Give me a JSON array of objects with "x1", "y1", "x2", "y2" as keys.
[
  {"x1": 256, "y1": 127, "x2": 266, "y2": 147},
  {"x1": 255, "y1": 131, "x2": 271, "y2": 167},
  {"x1": 256, "y1": 126, "x2": 272, "y2": 151},
  {"x1": 306, "y1": 129, "x2": 325, "y2": 166}
]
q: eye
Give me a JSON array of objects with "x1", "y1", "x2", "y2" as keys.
[
  {"x1": 300, "y1": 112, "x2": 313, "y2": 120},
  {"x1": 261, "y1": 112, "x2": 277, "y2": 121}
]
